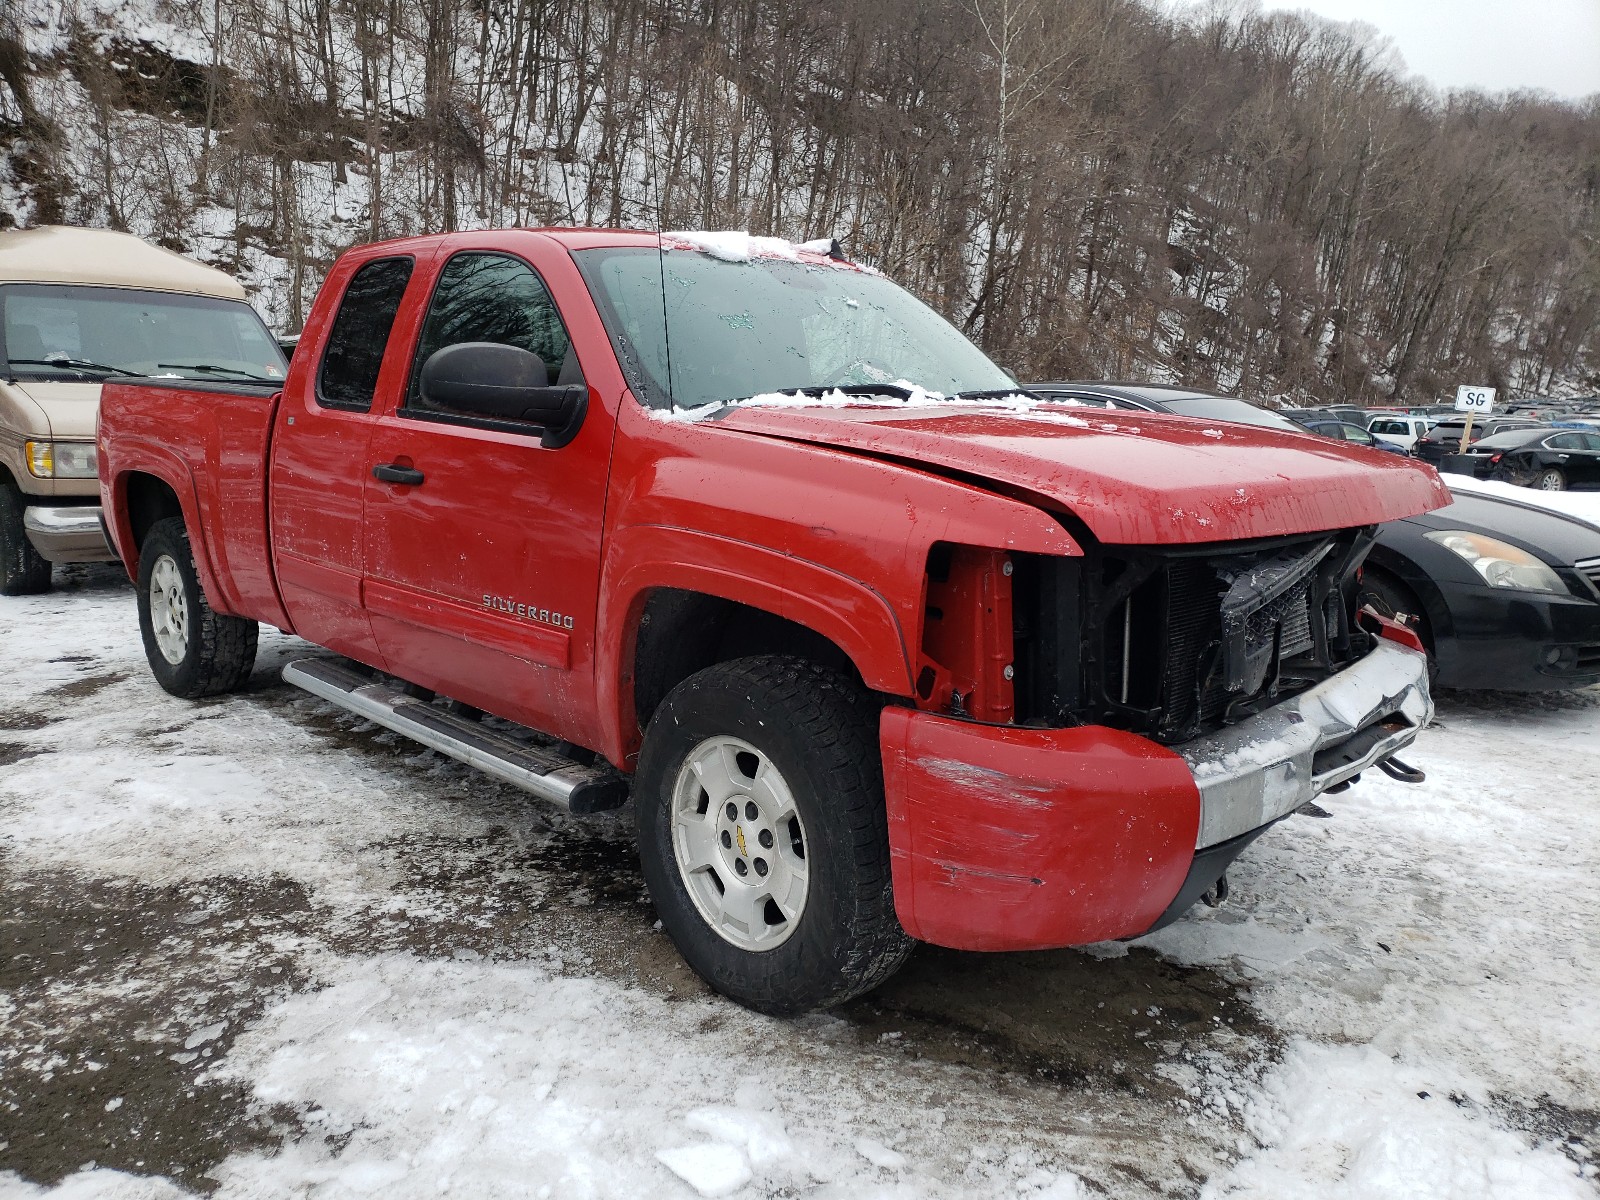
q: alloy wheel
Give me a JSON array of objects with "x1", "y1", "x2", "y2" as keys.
[
  {"x1": 149, "y1": 554, "x2": 190, "y2": 664},
  {"x1": 670, "y1": 735, "x2": 810, "y2": 951}
]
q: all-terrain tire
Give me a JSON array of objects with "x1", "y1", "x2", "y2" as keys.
[
  {"x1": 1535, "y1": 467, "x2": 1567, "y2": 492},
  {"x1": 0, "y1": 481, "x2": 52, "y2": 596},
  {"x1": 137, "y1": 517, "x2": 258, "y2": 697},
  {"x1": 634, "y1": 656, "x2": 913, "y2": 1015}
]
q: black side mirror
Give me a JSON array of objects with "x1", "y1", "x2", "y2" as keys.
[{"x1": 418, "y1": 341, "x2": 587, "y2": 449}]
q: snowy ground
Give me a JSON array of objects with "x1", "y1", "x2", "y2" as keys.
[{"x1": 1, "y1": 566, "x2": 1596, "y2": 1200}]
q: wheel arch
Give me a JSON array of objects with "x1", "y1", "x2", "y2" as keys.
[
  {"x1": 597, "y1": 546, "x2": 912, "y2": 770},
  {"x1": 123, "y1": 472, "x2": 185, "y2": 554},
  {"x1": 1361, "y1": 546, "x2": 1451, "y2": 646},
  {"x1": 108, "y1": 461, "x2": 225, "y2": 605},
  {"x1": 630, "y1": 587, "x2": 865, "y2": 729}
]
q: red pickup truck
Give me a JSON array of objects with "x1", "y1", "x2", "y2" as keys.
[{"x1": 99, "y1": 228, "x2": 1446, "y2": 1014}]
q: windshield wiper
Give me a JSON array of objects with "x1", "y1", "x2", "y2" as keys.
[
  {"x1": 767, "y1": 384, "x2": 918, "y2": 401},
  {"x1": 7, "y1": 357, "x2": 142, "y2": 377},
  {"x1": 947, "y1": 387, "x2": 1042, "y2": 402},
  {"x1": 156, "y1": 362, "x2": 280, "y2": 382}
]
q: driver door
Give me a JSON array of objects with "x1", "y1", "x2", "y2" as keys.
[{"x1": 361, "y1": 236, "x2": 616, "y2": 746}]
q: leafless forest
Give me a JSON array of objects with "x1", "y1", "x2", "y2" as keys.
[{"x1": 2, "y1": 0, "x2": 1597, "y2": 402}]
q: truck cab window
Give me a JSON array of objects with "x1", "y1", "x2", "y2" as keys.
[
  {"x1": 407, "y1": 252, "x2": 576, "y2": 419},
  {"x1": 318, "y1": 256, "x2": 414, "y2": 411}
]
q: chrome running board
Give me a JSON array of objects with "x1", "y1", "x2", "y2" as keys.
[{"x1": 281, "y1": 657, "x2": 629, "y2": 814}]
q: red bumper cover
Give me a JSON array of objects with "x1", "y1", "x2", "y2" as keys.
[{"x1": 880, "y1": 708, "x2": 1201, "y2": 950}]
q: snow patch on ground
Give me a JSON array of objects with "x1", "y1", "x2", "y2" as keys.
[
  {"x1": 1143, "y1": 688, "x2": 1600, "y2": 1197},
  {"x1": 1202, "y1": 1041, "x2": 1592, "y2": 1200}
]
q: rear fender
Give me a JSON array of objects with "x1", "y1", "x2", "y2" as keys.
[{"x1": 107, "y1": 447, "x2": 228, "y2": 610}]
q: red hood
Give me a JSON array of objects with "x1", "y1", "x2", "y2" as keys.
[{"x1": 713, "y1": 402, "x2": 1449, "y2": 544}]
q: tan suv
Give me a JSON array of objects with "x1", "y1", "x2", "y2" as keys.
[{"x1": 1, "y1": 226, "x2": 286, "y2": 593}]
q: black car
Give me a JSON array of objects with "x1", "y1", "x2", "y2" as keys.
[
  {"x1": 1028, "y1": 381, "x2": 1318, "y2": 433},
  {"x1": 1294, "y1": 417, "x2": 1409, "y2": 456},
  {"x1": 1359, "y1": 485, "x2": 1600, "y2": 690},
  {"x1": 1414, "y1": 415, "x2": 1544, "y2": 465},
  {"x1": 1281, "y1": 403, "x2": 1371, "y2": 424},
  {"x1": 1468, "y1": 428, "x2": 1600, "y2": 492},
  {"x1": 1027, "y1": 381, "x2": 1404, "y2": 452}
]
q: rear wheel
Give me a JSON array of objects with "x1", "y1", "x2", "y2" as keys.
[
  {"x1": 0, "y1": 482, "x2": 52, "y2": 596},
  {"x1": 1534, "y1": 467, "x2": 1567, "y2": 491},
  {"x1": 136, "y1": 517, "x2": 258, "y2": 697},
  {"x1": 634, "y1": 656, "x2": 912, "y2": 1015}
]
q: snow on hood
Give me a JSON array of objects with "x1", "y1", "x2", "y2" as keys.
[
  {"x1": 689, "y1": 397, "x2": 1450, "y2": 545},
  {"x1": 649, "y1": 384, "x2": 1089, "y2": 425}
]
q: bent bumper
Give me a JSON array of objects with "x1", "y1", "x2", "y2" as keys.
[
  {"x1": 23, "y1": 505, "x2": 116, "y2": 564},
  {"x1": 880, "y1": 637, "x2": 1432, "y2": 952},
  {"x1": 1178, "y1": 638, "x2": 1432, "y2": 848}
]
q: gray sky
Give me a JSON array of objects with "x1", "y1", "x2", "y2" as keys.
[{"x1": 1257, "y1": 0, "x2": 1600, "y2": 100}]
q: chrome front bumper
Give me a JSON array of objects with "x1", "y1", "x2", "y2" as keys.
[
  {"x1": 1178, "y1": 638, "x2": 1433, "y2": 849},
  {"x1": 23, "y1": 505, "x2": 115, "y2": 563}
]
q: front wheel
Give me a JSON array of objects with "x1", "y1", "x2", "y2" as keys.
[
  {"x1": 0, "y1": 482, "x2": 52, "y2": 596},
  {"x1": 634, "y1": 657, "x2": 912, "y2": 1015},
  {"x1": 1357, "y1": 571, "x2": 1439, "y2": 689},
  {"x1": 137, "y1": 517, "x2": 258, "y2": 697},
  {"x1": 1534, "y1": 467, "x2": 1567, "y2": 492}
]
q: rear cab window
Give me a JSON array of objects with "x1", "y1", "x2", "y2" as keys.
[{"x1": 318, "y1": 256, "x2": 415, "y2": 411}]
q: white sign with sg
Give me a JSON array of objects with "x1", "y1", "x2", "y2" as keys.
[{"x1": 1453, "y1": 385, "x2": 1496, "y2": 454}]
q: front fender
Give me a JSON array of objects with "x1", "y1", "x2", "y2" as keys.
[
  {"x1": 598, "y1": 403, "x2": 1085, "y2": 766},
  {"x1": 597, "y1": 525, "x2": 912, "y2": 766}
]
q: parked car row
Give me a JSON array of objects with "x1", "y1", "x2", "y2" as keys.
[{"x1": 1276, "y1": 402, "x2": 1600, "y2": 495}]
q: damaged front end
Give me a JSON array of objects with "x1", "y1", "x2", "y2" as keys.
[
  {"x1": 1011, "y1": 526, "x2": 1385, "y2": 744},
  {"x1": 1010, "y1": 525, "x2": 1433, "y2": 847},
  {"x1": 883, "y1": 527, "x2": 1432, "y2": 952}
]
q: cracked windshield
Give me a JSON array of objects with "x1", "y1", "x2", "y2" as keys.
[
  {"x1": 575, "y1": 245, "x2": 1014, "y2": 409},
  {"x1": 2, "y1": 283, "x2": 287, "y2": 384}
]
